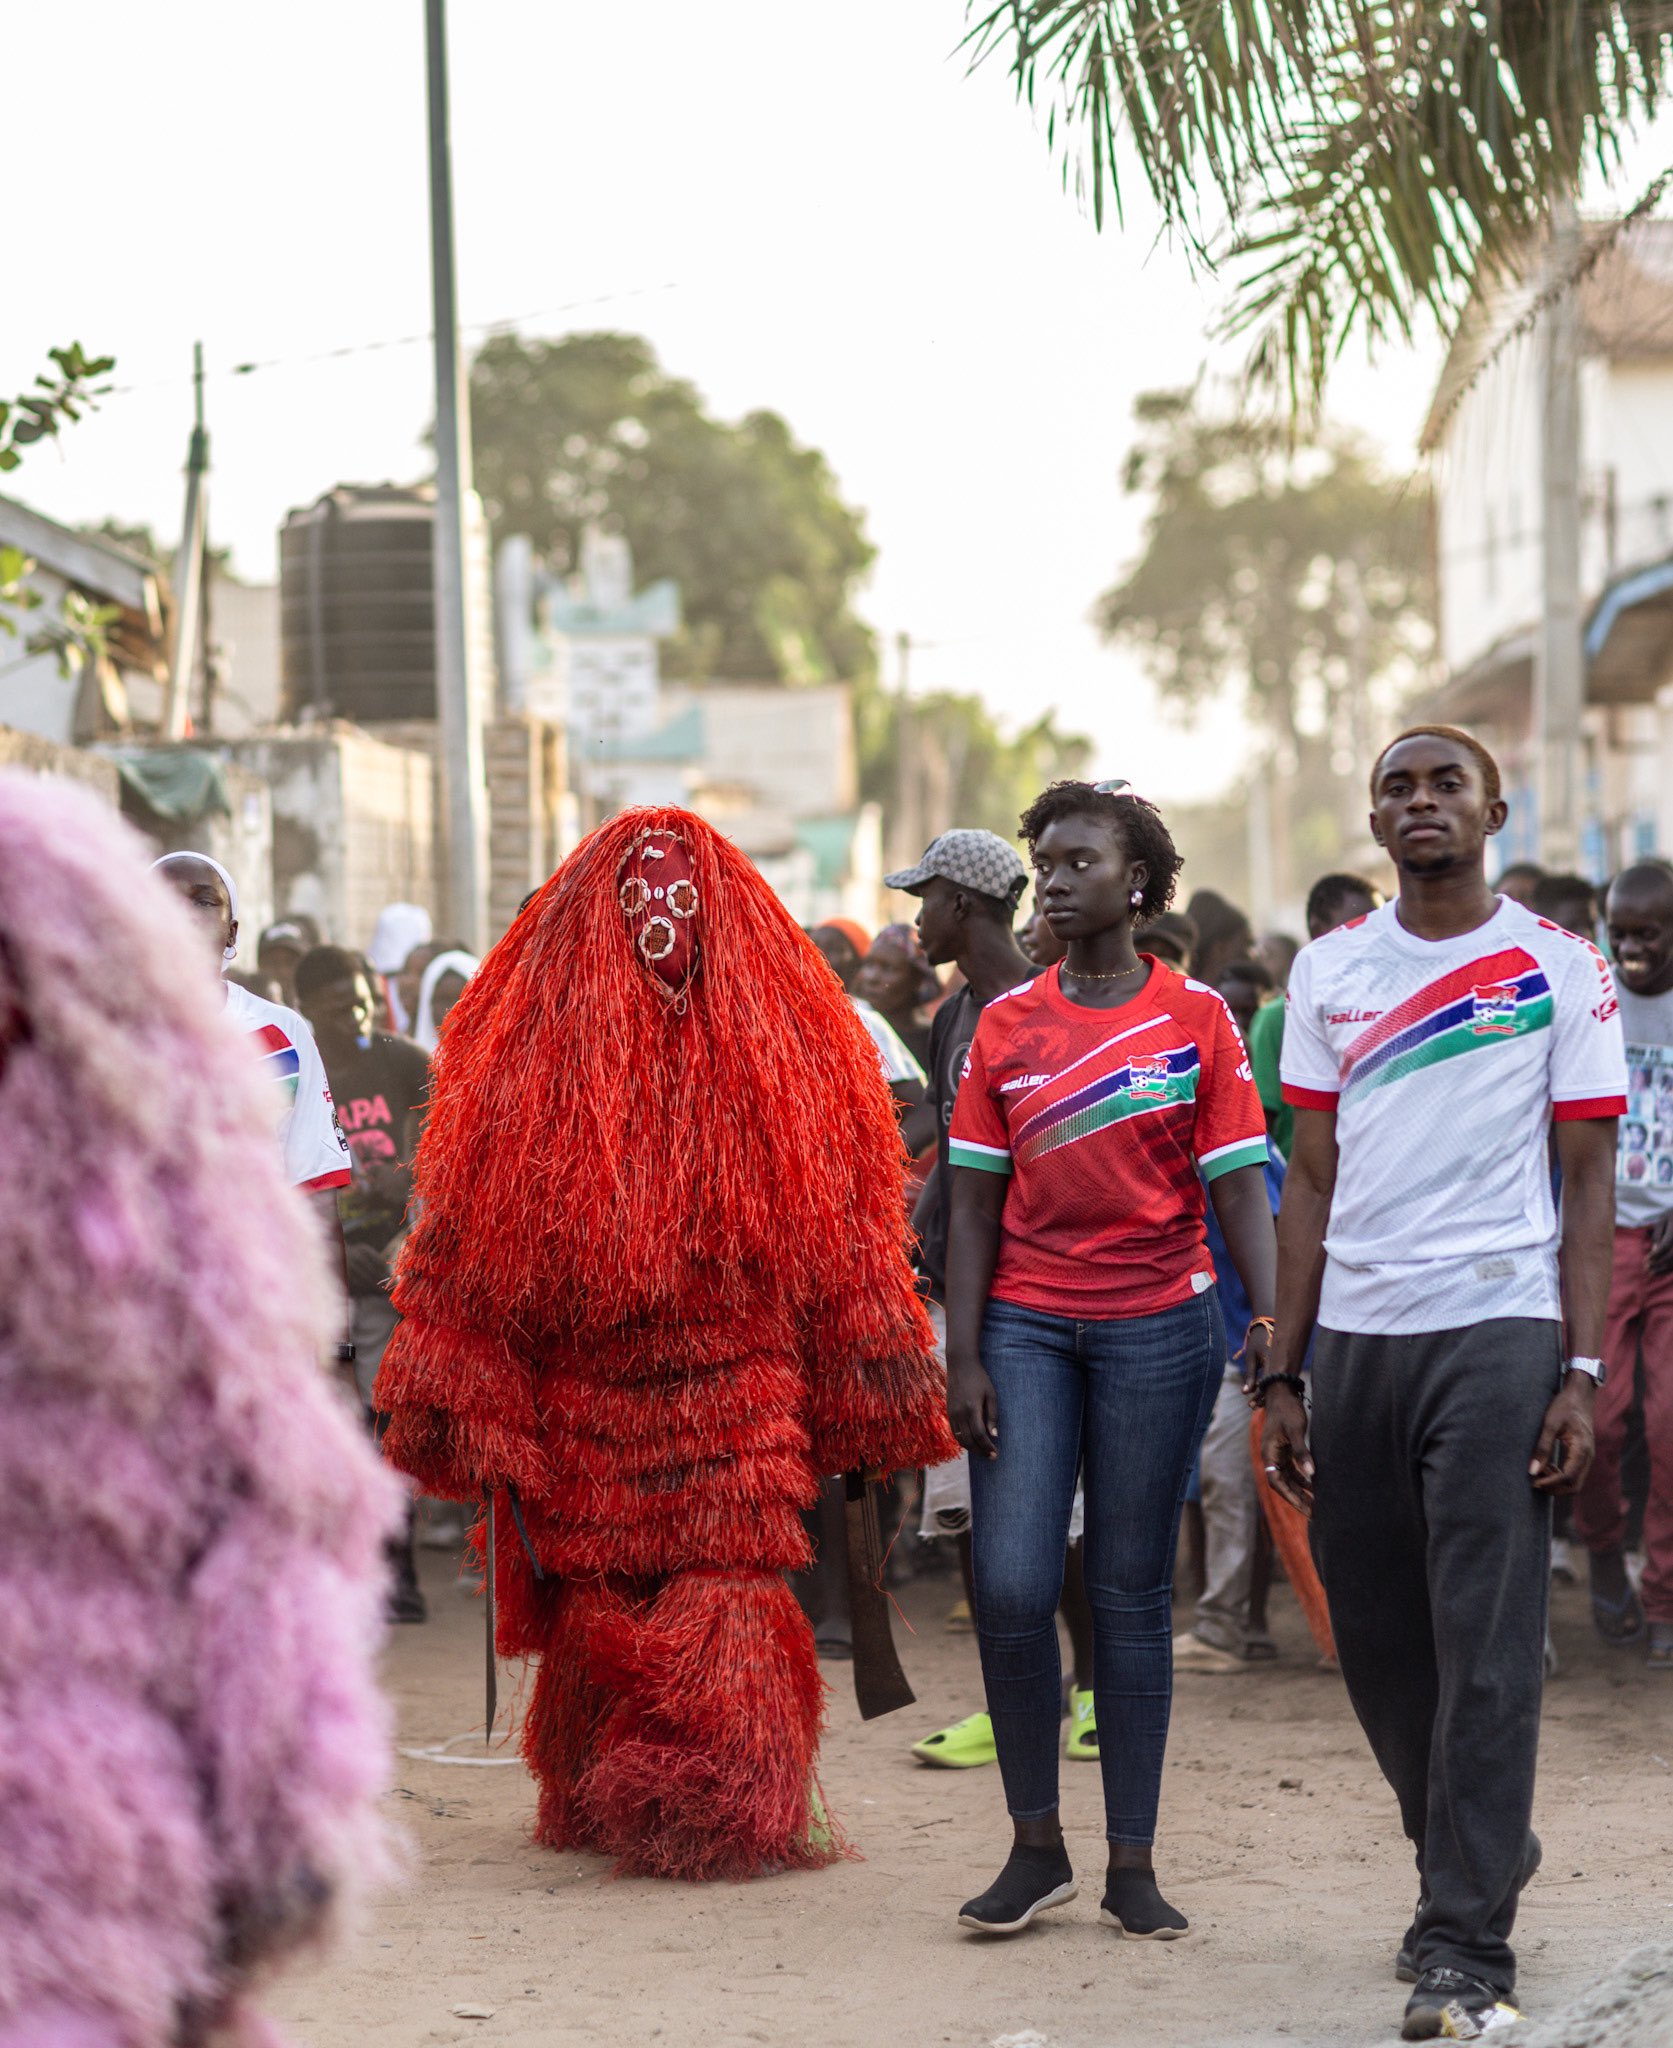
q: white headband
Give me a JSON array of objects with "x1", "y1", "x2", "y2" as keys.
[{"x1": 152, "y1": 852, "x2": 240, "y2": 965}]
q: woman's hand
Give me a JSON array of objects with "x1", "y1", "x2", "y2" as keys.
[
  {"x1": 1239, "y1": 1318, "x2": 1272, "y2": 1398},
  {"x1": 1259, "y1": 1383, "x2": 1313, "y2": 1517},
  {"x1": 947, "y1": 1355, "x2": 999, "y2": 1459}
]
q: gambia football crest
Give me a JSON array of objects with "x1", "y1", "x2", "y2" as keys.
[{"x1": 1470, "y1": 981, "x2": 1520, "y2": 1035}]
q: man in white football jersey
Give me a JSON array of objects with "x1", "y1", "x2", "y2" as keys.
[
  {"x1": 1258, "y1": 727, "x2": 1625, "y2": 2041},
  {"x1": 153, "y1": 852, "x2": 352, "y2": 1280}
]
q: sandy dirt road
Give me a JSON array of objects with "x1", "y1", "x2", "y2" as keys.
[{"x1": 269, "y1": 1548, "x2": 1673, "y2": 2048}]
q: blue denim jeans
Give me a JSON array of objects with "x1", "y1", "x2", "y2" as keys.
[{"x1": 969, "y1": 1290, "x2": 1225, "y2": 1846}]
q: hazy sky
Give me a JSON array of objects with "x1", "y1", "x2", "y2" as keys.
[{"x1": 8, "y1": 4, "x2": 1665, "y2": 799}]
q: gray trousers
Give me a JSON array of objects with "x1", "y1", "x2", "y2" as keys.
[
  {"x1": 1193, "y1": 1369, "x2": 1258, "y2": 1652},
  {"x1": 1310, "y1": 1319, "x2": 1558, "y2": 1995},
  {"x1": 351, "y1": 1291, "x2": 399, "y2": 1412}
]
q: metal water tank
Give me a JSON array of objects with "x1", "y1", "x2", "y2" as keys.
[{"x1": 279, "y1": 484, "x2": 437, "y2": 723}]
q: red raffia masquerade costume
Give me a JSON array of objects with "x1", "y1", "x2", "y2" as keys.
[{"x1": 376, "y1": 808, "x2": 955, "y2": 1880}]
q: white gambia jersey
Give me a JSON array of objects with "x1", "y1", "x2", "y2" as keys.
[
  {"x1": 223, "y1": 979, "x2": 353, "y2": 1192},
  {"x1": 1281, "y1": 897, "x2": 1627, "y2": 1334}
]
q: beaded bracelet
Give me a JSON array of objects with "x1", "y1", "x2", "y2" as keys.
[{"x1": 1252, "y1": 1370, "x2": 1307, "y2": 1408}]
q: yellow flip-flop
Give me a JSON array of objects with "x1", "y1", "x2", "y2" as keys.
[{"x1": 911, "y1": 1711, "x2": 997, "y2": 1767}]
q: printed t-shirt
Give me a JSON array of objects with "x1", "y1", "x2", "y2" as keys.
[
  {"x1": 1246, "y1": 997, "x2": 1292, "y2": 1157},
  {"x1": 223, "y1": 979, "x2": 353, "y2": 1192},
  {"x1": 1280, "y1": 896, "x2": 1628, "y2": 1334},
  {"x1": 918, "y1": 981, "x2": 988, "y2": 1301},
  {"x1": 949, "y1": 958, "x2": 1268, "y2": 1319},
  {"x1": 319, "y1": 1030, "x2": 431, "y2": 1265},
  {"x1": 852, "y1": 996, "x2": 926, "y2": 1086},
  {"x1": 1616, "y1": 983, "x2": 1673, "y2": 1229}
]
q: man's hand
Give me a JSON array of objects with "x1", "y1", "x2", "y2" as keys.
[
  {"x1": 1530, "y1": 1372, "x2": 1597, "y2": 1494},
  {"x1": 1259, "y1": 1383, "x2": 1314, "y2": 1517},
  {"x1": 1649, "y1": 1215, "x2": 1673, "y2": 1278},
  {"x1": 947, "y1": 1357, "x2": 999, "y2": 1459},
  {"x1": 344, "y1": 1242, "x2": 390, "y2": 1294}
]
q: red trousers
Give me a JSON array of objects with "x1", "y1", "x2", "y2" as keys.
[{"x1": 1572, "y1": 1225, "x2": 1673, "y2": 1621}]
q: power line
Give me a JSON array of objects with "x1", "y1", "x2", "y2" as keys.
[{"x1": 101, "y1": 280, "x2": 680, "y2": 397}]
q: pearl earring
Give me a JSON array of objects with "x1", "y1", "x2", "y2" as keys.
[{"x1": 1130, "y1": 889, "x2": 1142, "y2": 907}]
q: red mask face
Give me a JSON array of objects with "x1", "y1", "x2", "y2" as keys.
[{"x1": 617, "y1": 829, "x2": 700, "y2": 993}]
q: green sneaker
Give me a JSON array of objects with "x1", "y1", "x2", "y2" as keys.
[
  {"x1": 911, "y1": 1710, "x2": 997, "y2": 1768},
  {"x1": 1065, "y1": 1686, "x2": 1098, "y2": 1761}
]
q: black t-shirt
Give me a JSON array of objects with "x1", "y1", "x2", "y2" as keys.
[
  {"x1": 320, "y1": 1031, "x2": 431, "y2": 1258},
  {"x1": 919, "y1": 984, "x2": 981, "y2": 1302}
]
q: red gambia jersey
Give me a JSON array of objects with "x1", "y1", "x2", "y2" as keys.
[{"x1": 949, "y1": 959, "x2": 1268, "y2": 1319}]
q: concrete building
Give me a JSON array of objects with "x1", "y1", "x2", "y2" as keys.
[
  {"x1": 496, "y1": 529, "x2": 878, "y2": 920},
  {"x1": 0, "y1": 494, "x2": 167, "y2": 742},
  {"x1": 498, "y1": 528, "x2": 679, "y2": 771},
  {"x1": 207, "y1": 575, "x2": 282, "y2": 734},
  {"x1": 1424, "y1": 219, "x2": 1673, "y2": 870},
  {"x1": 219, "y1": 726, "x2": 433, "y2": 948}
]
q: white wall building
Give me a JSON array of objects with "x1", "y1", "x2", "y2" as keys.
[
  {"x1": 0, "y1": 494, "x2": 166, "y2": 742},
  {"x1": 1425, "y1": 219, "x2": 1673, "y2": 870}
]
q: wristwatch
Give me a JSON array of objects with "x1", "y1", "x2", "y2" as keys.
[{"x1": 1565, "y1": 1355, "x2": 1605, "y2": 1386}]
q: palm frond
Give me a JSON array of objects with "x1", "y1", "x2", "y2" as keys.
[{"x1": 966, "y1": 1, "x2": 1673, "y2": 407}]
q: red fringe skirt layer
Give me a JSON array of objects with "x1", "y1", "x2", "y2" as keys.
[{"x1": 523, "y1": 1569, "x2": 843, "y2": 1880}]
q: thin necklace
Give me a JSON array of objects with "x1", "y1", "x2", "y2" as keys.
[{"x1": 1063, "y1": 958, "x2": 1145, "y2": 982}]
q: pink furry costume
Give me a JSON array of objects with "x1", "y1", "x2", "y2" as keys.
[
  {"x1": 376, "y1": 808, "x2": 955, "y2": 1879},
  {"x1": 0, "y1": 775, "x2": 400, "y2": 2048}
]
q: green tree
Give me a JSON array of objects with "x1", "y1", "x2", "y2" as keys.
[
  {"x1": 968, "y1": 3, "x2": 1673, "y2": 404},
  {"x1": 469, "y1": 332, "x2": 876, "y2": 683},
  {"x1": 1, "y1": 345, "x2": 120, "y2": 681},
  {"x1": 1098, "y1": 388, "x2": 1432, "y2": 893},
  {"x1": 858, "y1": 678, "x2": 1093, "y2": 847},
  {"x1": 0, "y1": 343, "x2": 114, "y2": 473}
]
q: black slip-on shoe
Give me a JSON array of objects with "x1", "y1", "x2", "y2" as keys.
[{"x1": 957, "y1": 1849, "x2": 1077, "y2": 1936}]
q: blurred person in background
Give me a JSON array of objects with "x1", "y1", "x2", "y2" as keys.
[
  {"x1": 295, "y1": 943, "x2": 433, "y2": 1623},
  {"x1": 1531, "y1": 871, "x2": 1600, "y2": 943},
  {"x1": 1573, "y1": 861, "x2": 1673, "y2": 1670},
  {"x1": 1215, "y1": 955, "x2": 1275, "y2": 1041},
  {"x1": 1248, "y1": 873, "x2": 1382, "y2": 1160},
  {"x1": 153, "y1": 855, "x2": 352, "y2": 1269},
  {"x1": 255, "y1": 916, "x2": 312, "y2": 1007},
  {"x1": 1258, "y1": 931, "x2": 1301, "y2": 992},
  {"x1": 858, "y1": 920, "x2": 940, "y2": 1069},
  {"x1": 1185, "y1": 887, "x2": 1255, "y2": 985},
  {"x1": 1496, "y1": 860, "x2": 1545, "y2": 908},
  {"x1": 1020, "y1": 889, "x2": 1066, "y2": 968},
  {"x1": 1176, "y1": 1132, "x2": 1289, "y2": 1672},
  {"x1": 414, "y1": 947, "x2": 480, "y2": 1055},
  {"x1": 1143, "y1": 910, "x2": 1197, "y2": 972},
  {"x1": 1, "y1": 776, "x2": 397, "y2": 2048},
  {"x1": 368, "y1": 901, "x2": 433, "y2": 1033},
  {"x1": 809, "y1": 918, "x2": 870, "y2": 992}
]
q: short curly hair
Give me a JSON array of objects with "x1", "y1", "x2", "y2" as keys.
[
  {"x1": 1369, "y1": 724, "x2": 1501, "y2": 804},
  {"x1": 1017, "y1": 781, "x2": 1185, "y2": 926}
]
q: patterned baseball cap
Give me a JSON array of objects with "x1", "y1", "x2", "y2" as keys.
[{"x1": 884, "y1": 829, "x2": 1029, "y2": 904}]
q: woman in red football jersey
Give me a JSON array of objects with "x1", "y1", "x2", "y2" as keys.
[{"x1": 945, "y1": 780, "x2": 1278, "y2": 1941}]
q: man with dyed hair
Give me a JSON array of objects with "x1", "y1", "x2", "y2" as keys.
[{"x1": 1259, "y1": 726, "x2": 1626, "y2": 2038}]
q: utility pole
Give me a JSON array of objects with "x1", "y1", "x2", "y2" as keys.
[
  {"x1": 1535, "y1": 198, "x2": 1585, "y2": 870},
  {"x1": 425, "y1": 0, "x2": 488, "y2": 950},
  {"x1": 163, "y1": 342, "x2": 208, "y2": 740}
]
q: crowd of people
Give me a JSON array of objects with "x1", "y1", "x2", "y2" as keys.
[{"x1": 3, "y1": 718, "x2": 1668, "y2": 2045}]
